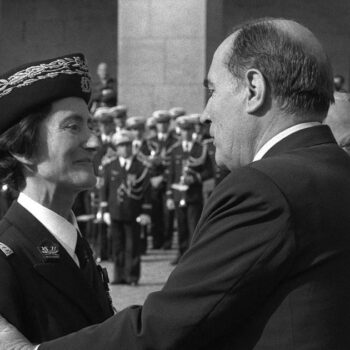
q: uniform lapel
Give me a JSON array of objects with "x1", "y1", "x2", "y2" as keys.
[{"x1": 4, "y1": 202, "x2": 105, "y2": 323}]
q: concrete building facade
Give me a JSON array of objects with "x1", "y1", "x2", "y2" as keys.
[{"x1": 0, "y1": 0, "x2": 349, "y2": 115}]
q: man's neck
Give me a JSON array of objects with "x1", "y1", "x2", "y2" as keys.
[{"x1": 253, "y1": 113, "x2": 304, "y2": 158}]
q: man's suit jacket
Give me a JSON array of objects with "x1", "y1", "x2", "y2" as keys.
[
  {"x1": 0, "y1": 202, "x2": 113, "y2": 343},
  {"x1": 41, "y1": 125, "x2": 350, "y2": 349}
]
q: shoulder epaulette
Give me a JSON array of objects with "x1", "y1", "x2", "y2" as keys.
[{"x1": 0, "y1": 242, "x2": 14, "y2": 257}]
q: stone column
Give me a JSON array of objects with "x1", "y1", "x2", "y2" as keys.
[{"x1": 118, "y1": 0, "x2": 207, "y2": 116}]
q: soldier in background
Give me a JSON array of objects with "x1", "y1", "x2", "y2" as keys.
[
  {"x1": 169, "y1": 106, "x2": 186, "y2": 137},
  {"x1": 126, "y1": 116, "x2": 152, "y2": 253},
  {"x1": 333, "y1": 74, "x2": 347, "y2": 92},
  {"x1": 111, "y1": 105, "x2": 128, "y2": 132},
  {"x1": 167, "y1": 115, "x2": 213, "y2": 265},
  {"x1": 90, "y1": 62, "x2": 117, "y2": 113},
  {"x1": 325, "y1": 91, "x2": 350, "y2": 153},
  {"x1": 126, "y1": 116, "x2": 151, "y2": 158},
  {"x1": 102, "y1": 130, "x2": 151, "y2": 285},
  {"x1": 89, "y1": 108, "x2": 118, "y2": 261},
  {"x1": 145, "y1": 116, "x2": 157, "y2": 140},
  {"x1": 147, "y1": 110, "x2": 178, "y2": 249}
]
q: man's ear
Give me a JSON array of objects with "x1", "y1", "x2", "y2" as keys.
[{"x1": 244, "y1": 69, "x2": 266, "y2": 113}]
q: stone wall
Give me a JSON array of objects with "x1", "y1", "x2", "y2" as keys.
[
  {"x1": 223, "y1": 0, "x2": 350, "y2": 90},
  {"x1": 118, "y1": 0, "x2": 206, "y2": 117},
  {"x1": 0, "y1": 0, "x2": 117, "y2": 83}
]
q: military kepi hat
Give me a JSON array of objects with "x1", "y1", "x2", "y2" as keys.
[{"x1": 0, "y1": 53, "x2": 91, "y2": 134}]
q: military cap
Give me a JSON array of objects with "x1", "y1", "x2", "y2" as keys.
[
  {"x1": 186, "y1": 113, "x2": 202, "y2": 124},
  {"x1": 93, "y1": 106, "x2": 111, "y2": 119},
  {"x1": 146, "y1": 116, "x2": 157, "y2": 128},
  {"x1": 109, "y1": 105, "x2": 127, "y2": 119},
  {"x1": 152, "y1": 110, "x2": 171, "y2": 123},
  {"x1": 0, "y1": 53, "x2": 91, "y2": 134},
  {"x1": 126, "y1": 116, "x2": 147, "y2": 130},
  {"x1": 112, "y1": 129, "x2": 134, "y2": 146},
  {"x1": 169, "y1": 107, "x2": 186, "y2": 119},
  {"x1": 176, "y1": 115, "x2": 197, "y2": 130}
]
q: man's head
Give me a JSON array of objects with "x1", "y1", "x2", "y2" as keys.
[
  {"x1": 98, "y1": 114, "x2": 115, "y2": 136},
  {"x1": 152, "y1": 110, "x2": 171, "y2": 134},
  {"x1": 126, "y1": 116, "x2": 146, "y2": 139},
  {"x1": 202, "y1": 18, "x2": 334, "y2": 170},
  {"x1": 110, "y1": 105, "x2": 127, "y2": 129},
  {"x1": 334, "y1": 74, "x2": 345, "y2": 92},
  {"x1": 112, "y1": 130, "x2": 134, "y2": 158},
  {"x1": 97, "y1": 62, "x2": 109, "y2": 81},
  {"x1": 0, "y1": 54, "x2": 99, "y2": 192},
  {"x1": 324, "y1": 92, "x2": 350, "y2": 154},
  {"x1": 177, "y1": 116, "x2": 195, "y2": 142}
]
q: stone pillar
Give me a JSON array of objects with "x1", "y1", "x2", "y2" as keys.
[{"x1": 118, "y1": 0, "x2": 207, "y2": 116}]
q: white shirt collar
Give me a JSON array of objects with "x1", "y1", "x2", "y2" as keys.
[
  {"x1": 158, "y1": 133, "x2": 167, "y2": 141},
  {"x1": 101, "y1": 133, "x2": 112, "y2": 143},
  {"x1": 182, "y1": 140, "x2": 193, "y2": 152},
  {"x1": 119, "y1": 156, "x2": 132, "y2": 170},
  {"x1": 17, "y1": 192, "x2": 80, "y2": 265},
  {"x1": 253, "y1": 122, "x2": 321, "y2": 162}
]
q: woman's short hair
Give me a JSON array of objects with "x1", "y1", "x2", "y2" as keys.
[{"x1": 0, "y1": 104, "x2": 51, "y2": 191}]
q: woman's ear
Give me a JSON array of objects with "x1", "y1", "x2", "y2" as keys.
[{"x1": 244, "y1": 69, "x2": 267, "y2": 114}]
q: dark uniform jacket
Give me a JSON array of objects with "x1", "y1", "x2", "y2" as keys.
[
  {"x1": 0, "y1": 202, "x2": 113, "y2": 343},
  {"x1": 167, "y1": 140, "x2": 213, "y2": 203},
  {"x1": 147, "y1": 134, "x2": 178, "y2": 179},
  {"x1": 41, "y1": 125, "x2": 350, "y2": 350},
  {"x1": 103, "y1": 156, "x2": 150, "y2": 222}
]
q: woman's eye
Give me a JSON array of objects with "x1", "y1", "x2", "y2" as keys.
[{"x1": 65, "y1": 123, "x2": 80, "y2": 131}]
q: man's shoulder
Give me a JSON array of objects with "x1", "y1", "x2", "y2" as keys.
[{"x1": 213, "y1": 166, "x2": 287, "y2": 206}]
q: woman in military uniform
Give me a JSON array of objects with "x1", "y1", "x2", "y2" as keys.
[{"x1": 0, "y1": 54, "x2": 114, "y2": 343}]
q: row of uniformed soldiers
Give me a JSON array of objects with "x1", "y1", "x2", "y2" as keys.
[
  {"x1": 0, "y1": 103, "x2": 228, "y2": 283},
  {"x1": 85, "y1": 104, "x2": 229, "y2": 281}
]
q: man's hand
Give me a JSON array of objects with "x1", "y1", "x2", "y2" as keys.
[
  {"x1": 0, "y1": 314, "x2": 36, "y2": 350},
  {"x1": 166, "y1": 198, "x2": 175, "y2": 210}
]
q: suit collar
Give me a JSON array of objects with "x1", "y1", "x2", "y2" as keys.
[{"x1": 262, "y1": 125, "x2": 337, "y2": 159}]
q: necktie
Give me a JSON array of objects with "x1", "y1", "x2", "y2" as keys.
[{"x1": 75, "y1": 234, "x2": 95, "y2": 287}]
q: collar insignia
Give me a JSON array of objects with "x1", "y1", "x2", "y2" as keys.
[{"x1": 38, "y1": 240, "x2": 60, "y2": 260}]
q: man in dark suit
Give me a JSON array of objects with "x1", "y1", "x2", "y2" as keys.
[
  {"x1": 0, "y1": 54, "x2": 114, "y2": 344},
  {"x1": 3, "y1": 18, "x2": 350, "y2": 350}
]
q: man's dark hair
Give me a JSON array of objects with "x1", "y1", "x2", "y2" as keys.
[
  {"x1": 227, "y1": 18, "x2": 334, "y2": 117},
  {"x1": 0, "y1": 104, "x2": 51, "y2": 191}
]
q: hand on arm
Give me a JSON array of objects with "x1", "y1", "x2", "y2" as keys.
[{"x1": 0, "y1": 314, "x2": 36, "y2": 350}]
